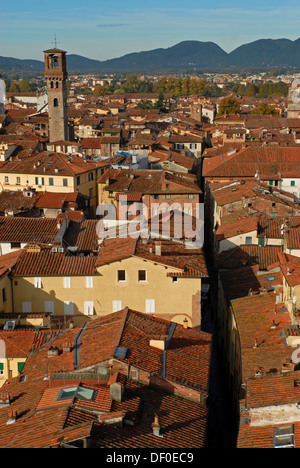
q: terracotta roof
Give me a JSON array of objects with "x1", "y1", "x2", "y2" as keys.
[
  {"x1": 12, "y1": 246, "x2": 97, "y2": 277},
  {"x1": 0, "y1": 217, "x2": 59, "y2": 244},
  {"x1": 216, "y1": 216, "x2": 258, "y2": 241},
  {"x1": 95, "y1": 237, "x2": 208, "y2": 277},
  {"x1": 0, "y1": 373, "x2": 208, "y2": 448},
  {"x1": 35, "y1": 192, "x2": 79, "y2": 209},
  {"x1": 98, "y1": 168, "x2": 202, "y2": 195},
  {"x1": 0, "y1": 190, "x2": 43, "y2": 215},
  {"x1": 0, "y1": 151, "x2": 100, "y2": 177},
  {"x1": 203, "y1": 146, "x2": 300, "y2": 179},
  {"x1": 216, "y1": 245, "x2": 283, "y2": 270}
]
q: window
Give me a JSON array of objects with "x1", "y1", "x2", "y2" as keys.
[
  {"x1": 2, "y1": 288, "x2": 6, "y2": 302},
  {"x1": 4, "y1": 176, "x2": 8, "y2": 184},
  {"x1": 145, "y1": 299, "x2": 155, "y2": 314},
  {"x1": 49, "y1": 177, "x2": 54, "y2": 186},
  {"x1": 64, "y1": 301, "x2": 74, "y2": 316},
  {"x1": 154, "y1": 194, "x2": 159, "y2": 200},
  {"x1": 258, "y1": 237, "x2": 265, "y2": 247},
  {"x1": 85, "y1": 276, "x2": 94, "y2": 288},
  {"x1": 35, "y1": 177, "x2": 44, "y2": 186},
  {"x1": 17, "y1": 362, "x2": 25, "y2": 374},
  {"x1": 89, "y1": 188, "x2": 93, "y2": 198},
  {"x1": 56, "y1": 81, "x2": 59, "y2": 89},
  {"x1": 63, "y1": 277, "x2": 71, "y2": 288},
  {"x1": 190, "y1": 143, "x2": 197, "y2": 150},
  {"x1": 53, "y1": 98, "x2": 58, "y2": 108},
  {"x1": 88, "y1": 172, "x2": 94, "y2": 181},
  {"x1": 109, "y1": 191, "x2": 114, "y2": 198},
  {"x1": 273, "y1": 425, "x2": 295, "y2": 448},
  {"x1": 117, "y1": 270, "x2": 126, "y2": 282},
  {"x1": 44, "y1": 301, "x2": 54, "y2": 315},
  {"x1": 76, "y1": 176, "x2": 80, "y2": 185},
  {"x1": 138, "y1": 270, "x2": 147, "y2": 282},
  {"x1": 16, "y1": 177, "x2": 20, "y2": 184},
  {"x1": 165, "y1": 194, "x2": 171, "y2": 200},
  {"x1": 34, "y1": 277, "x2": 42, "y2": 288},
  {"x1": 57, "y1": 386, "x2": 95, "y2": 402},
  {"x1": 113, "y1": 300, "x2": 122, "y2": 313},
  {"x1": 291, "y1": 181, "x2": 296, "y2": 186},
  {"x1": 84, "y1": 301, "x2": 94, "y2": 316},
  {"x1": 0, "y1": 363, "x2": 4, "y2": 376},
  {"x1": 245, "y1": 237, "x2": 252, "y2": 245},
  {"x1": 10, "y1": 242, "x2": 21, "y2": 249},
  {"x1": 271, "y1": 212, "x2": 277, "y2": 218},
  {"x1": 172, "y1": 277, "x2": 178, "y2": 283},
  {"x1": 188, "y1": 194, "x2": 194, "y2": 199},
  {"x1": 22, "y1": 302, "x2": 32, "y2": 313},
  {"x1": 63, "y1": 178, "x2": 68, "y2": 187}
]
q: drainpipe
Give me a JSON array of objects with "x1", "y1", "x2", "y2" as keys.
[{"x1": 8, "y1": 269, "x2": 14, "y2": 314}]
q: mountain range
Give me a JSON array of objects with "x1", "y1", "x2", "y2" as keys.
[{"x1": 2, "y1": 38, "x2": 300, "y2": 73}]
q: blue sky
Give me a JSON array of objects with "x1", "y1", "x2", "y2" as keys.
[{"x1": 2, "y1": 0, "x2": 300, "y2": 61}]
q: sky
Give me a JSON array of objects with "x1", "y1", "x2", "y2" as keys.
[{"x1": 2, "y1": 0, "x2": 300, "y2": 62}]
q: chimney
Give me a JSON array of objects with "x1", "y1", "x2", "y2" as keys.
[
  {"x1": 152, "y1": 414, "x2": 163, "y2": 437},
  {"x1": 63, "y1": 341, "x2": 72, "y2": 353},
  {"x1": 0, "y1": 393, "x2": 10, "y2": 407},
  {"x1": 155, "y1": 241, "x2": 161, "y2": 256},
  {"x1": 48, "y1": 346, "x2": 59, "y2": 358},
  {"x1": 6, "y1": 409, "x2": 17, "y2": 425},
  {"x1": 108, "y1": 372, "x2": 124, "y2": 403},
  {"x1": 150, "y1": 335, "x2": 168, "y2": 351}
]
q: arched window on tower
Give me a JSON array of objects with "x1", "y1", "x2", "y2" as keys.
[
  {"x1": 51, "y1": 55, "x2": 59, "y2": 68},
  {"x1": 53, "y1": 98, "x2": 58, "y2": 107},
  {"x1": 56, "y1": 81, "x2": 59, "y2": 89},
  {"x1": 50, "y1": 81, "x2": 54, "y2": 89}
]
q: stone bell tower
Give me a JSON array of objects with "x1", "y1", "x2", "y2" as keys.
[{"x1": 44, "y1": 45, "x2": 68, "y2": 142}]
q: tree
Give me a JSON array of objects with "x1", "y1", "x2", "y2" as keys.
[
  {"x1": 136, "y1": 100, "x2": 153, "y2": 110},
  {"x1": 154, "y1": 91, "x2": 168, "y2": 113},
  {"x1": 251, "y1": 103, "x2": 279, "y2": 116},
  {"x1": 94, "y1": 85, "x2": 110, "y2": 97},
  {"x1": 18, "y1": 80, "x2": 32, "y2": 93},
  {"x1": 9, "y1": 82, "x2": 20, "y2": 93},
  {"x1": 217, "y1": 96, "x2": 241, "y2": 116}
]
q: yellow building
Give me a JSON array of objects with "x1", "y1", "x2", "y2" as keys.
[
  {"x1": 0, "y1": 151, "x2": 104, "y2": 215},
  {"x1": 6, "y1": 237, "x2": 208, "y2": 329}
]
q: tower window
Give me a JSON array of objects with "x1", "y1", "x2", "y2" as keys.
[
  {"x1": 51, "y1": 55, "x2": 59, "y2": 68},
  {"x1": 50, "y1": 81, "x2": 54, "y2": 89},
  {"x1": 56, "y1": 81, "x2": 59, "y2": 89},
  {"x1": 53, "y1": 98, "x2": 58, "y2": 107}
]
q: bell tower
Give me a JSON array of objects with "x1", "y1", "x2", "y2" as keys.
[{"x1": 44, "y1": 44, "x2": 68, "y2": 143}]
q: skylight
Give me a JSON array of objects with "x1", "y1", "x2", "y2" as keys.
[{"x1": 57, "y1": 386, "x2": 95, "y2": 402}]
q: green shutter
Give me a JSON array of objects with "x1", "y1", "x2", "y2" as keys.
[
  {"x1": 0, "y1": 363, "x2": 3, "y2": 371},
  {"x1": 35, "y1": 177, "x2": 38, "y2": 185},
  {"x1": 49, "y1": 177, "x2": 54, "y2": 186},
  {"x1": 17, "y1": 362, "x2": 24, "y2": 373},
  {"x1": 42, "y1": 177, "x2": 44, "y2": 186},
  {"x1": 63, "y1": 179, "x2": 68, "y2": 187}
]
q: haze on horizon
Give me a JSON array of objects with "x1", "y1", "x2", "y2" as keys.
[{"x1": 2, "y1": 0, "x2": 300, "y2": 62}]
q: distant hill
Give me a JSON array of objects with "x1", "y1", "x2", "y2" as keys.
[
  {"x1": 1, "y1": 38, "x2": 300, "y2": 73},
  {"x1": 229, "y1": 38, "x2": 300, "y2": 67}
]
